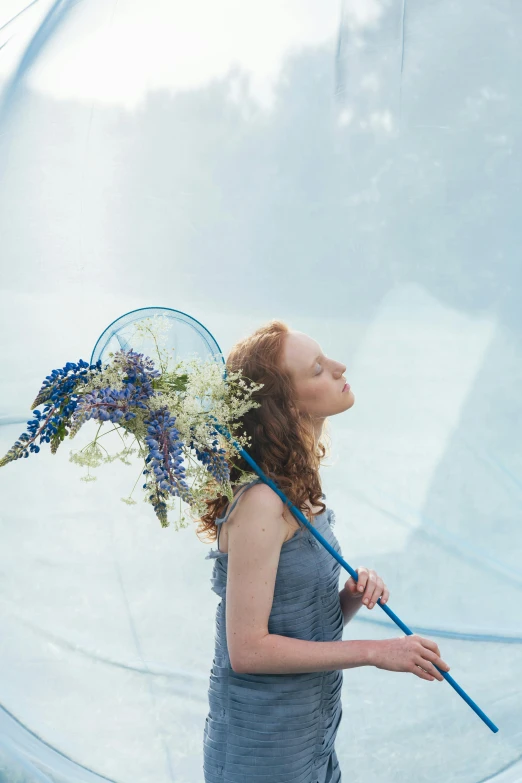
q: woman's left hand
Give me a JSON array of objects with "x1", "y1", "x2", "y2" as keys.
[{"x1": 344, "y1": 567, "x2": 389, "y2": 610}]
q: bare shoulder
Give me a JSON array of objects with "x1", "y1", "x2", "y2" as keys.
[
  {"x1": 242, "y1": 482, "x2": 285, "y2": 508},
  {"x1": 228, "y1": 483, "x2": 285, "y2": 525},
  {"x1": 224, "y1": 483, "x2": 287, "y2": 550}
]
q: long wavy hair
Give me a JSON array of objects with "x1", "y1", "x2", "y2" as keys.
[{"x1": 196, "y1": 319, "x2": 332, "y2": 544}]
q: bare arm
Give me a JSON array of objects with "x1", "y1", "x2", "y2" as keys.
[
  {"x1": 236, "y1": 635, "x2": 374, "y2": 675},
  {"x1": 224, "y1": 484, "x2": 376, "y2": 675}
]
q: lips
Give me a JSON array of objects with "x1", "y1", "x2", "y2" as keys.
[{"x1": 342, "y1": 382, "x2": 350, "y2": 392}]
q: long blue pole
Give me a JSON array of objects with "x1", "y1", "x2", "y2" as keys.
[{"x1": 211, "y1": 418, "x2": 499, "y2": 734}]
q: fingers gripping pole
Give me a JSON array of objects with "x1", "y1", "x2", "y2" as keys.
[{"x1": 211, "y1": 419, "x2": 499, "y2": 734}]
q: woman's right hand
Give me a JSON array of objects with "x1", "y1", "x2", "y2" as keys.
[{"x1": 371, "y1": 635, "x2": 451, "y2": 681}]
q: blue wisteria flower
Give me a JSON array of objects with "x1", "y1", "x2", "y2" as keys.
[{"x1": 0, "y1": 319, "x2": 263, "y2": 529}]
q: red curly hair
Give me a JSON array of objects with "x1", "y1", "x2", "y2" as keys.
[{"x1": 196, "y1": 319, "x2": 331, "y2": 544}]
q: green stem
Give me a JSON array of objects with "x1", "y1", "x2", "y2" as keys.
[{"x1": 137, "y1": 322, "x2": 167, "y2": 374}]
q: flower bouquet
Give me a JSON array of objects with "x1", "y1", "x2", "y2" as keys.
[{"x1": 0, "y1": 316, "x2": 263, "y2": 529}]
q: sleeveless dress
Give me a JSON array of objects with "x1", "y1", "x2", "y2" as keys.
[{"x1": 203, "y1": 479, "x2": 344, "y2": 783}]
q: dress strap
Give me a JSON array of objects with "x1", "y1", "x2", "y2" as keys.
[
  {"x1": 216, "y1": 479, "x2": 263, "y2": 551},
  {"x1": 217, "y1": 479, "x2": 264, "y2": 525}
]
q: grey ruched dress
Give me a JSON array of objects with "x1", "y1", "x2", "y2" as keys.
[{"x1": 203, "y1": 479, "x2": 344, "y2": 783}]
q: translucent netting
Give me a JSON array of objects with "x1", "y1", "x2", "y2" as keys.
[{"x1": 0, "y1": 1, "x2": 520, "y2": 781}]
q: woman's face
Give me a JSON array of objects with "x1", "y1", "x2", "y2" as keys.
[{"x1": 282, "y1": 330, "x2": 354, "y2": 420}]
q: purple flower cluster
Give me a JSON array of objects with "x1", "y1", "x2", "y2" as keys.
[
  {"x1": 69, "y1": 349, "x2": 161, "y2": 432},
  {"x1": 0, "y1": 358, "x2": 102, "y2": 465},
  {"x1": 188, "y1": 425, "x2": 230, "y2": 485},
  {"x1": 142, "y1": 407, "x2": 192, "y2": 526}
]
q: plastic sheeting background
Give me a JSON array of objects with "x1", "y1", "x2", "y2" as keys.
[{"x1": 0, "y1": 1, "x2": 521, "y2": 781}]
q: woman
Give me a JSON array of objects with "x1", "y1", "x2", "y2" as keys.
[{"x1": 200, "y1": 320, "x2": 450, "y2": 783}]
